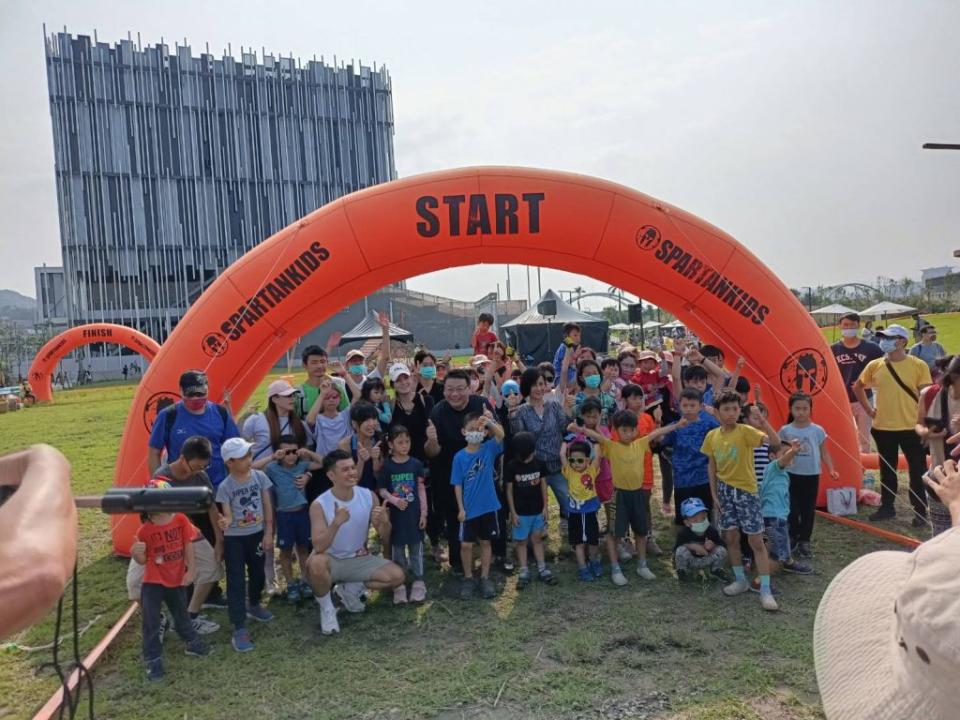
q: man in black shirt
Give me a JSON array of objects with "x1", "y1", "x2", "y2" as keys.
[{"x1": 831, "y1": 312, "x2": 883, "y2": 455}]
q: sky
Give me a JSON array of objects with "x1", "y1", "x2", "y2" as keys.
[{"x1": 1, "y1": 1, "x2": 958, "y2": 310}]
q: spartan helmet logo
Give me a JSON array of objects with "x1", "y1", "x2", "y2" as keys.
[
  {"x1": 779, "y1": 348, "x2": 829, "y2": 395},
  {"x1": 636, "y1": 225, "x2": 662, "y2": 251},
  {"x1": 201, "y1": 332, "x2": 229, "y2": 359},
  {"x1": 142, "y1": 390, "x2": 182, "y2": 432}
]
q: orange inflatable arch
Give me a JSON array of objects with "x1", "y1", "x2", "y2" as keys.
[
  {"x1": 28, "y1": 323, "x2": 160, "y2": 403},
  {"x1": 109, "y1": 167, "x2": 861, "y2": 555}
]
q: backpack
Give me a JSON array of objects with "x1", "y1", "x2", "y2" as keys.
[{"x1": 163, "y1": 402, "x2": 230, "y2": 450}]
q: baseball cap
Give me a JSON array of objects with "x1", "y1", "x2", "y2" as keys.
[
  {"x1": 501, "y1": 380, "x2": 521, "y2": 396},
  {"x1": 389, "y1": 362, "x2": 412, "y2": 383},
  {"x1": 345, "y1": 349, "x2": 365, "y2": 362},
  {"x1": 661, "y1": 350, "x2": 675, "y2": 363},
  {"x1": 267, "y1": 379, "x2": 297, "y2": 398},
  {"x1": 680, "y1": 497, "x2": 707, "y2": 518},
  {"x1": 470, "y1": 354, "x2": 491, "y2": 368},
  {"x1": 636, "y1": 350, "x2": 658, "y2": 362},
  {"x1": 814, "y1": 527, "x2": 960, "y2": 720},
  {"x1": 876, "y1": 324, "x2": 910, "y2": 341},
  {"x1": 179, "y1": 370, "x2": 208, "y2": 395},
  {"x1": 221, "y1": 437, "x2": 253, "y2": 462}
]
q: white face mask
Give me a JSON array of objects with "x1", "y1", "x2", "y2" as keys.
[
  {"x1": 464, "y1": 430, "x2": 486, "y2": 444},
  {"x1": 691, "y1": 520, "x2": 710, "y2": 534},
  {"x1": 841, "y1": 328, "x2": 859, "y2": 338}
]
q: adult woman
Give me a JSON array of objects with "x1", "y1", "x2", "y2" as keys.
[
  {"x1": 917, "y1": 355, "x2": 960, "y2": 535},
  {"x1": 414, "y1": 350, "x2": 444, "y2": 405},
  {"x1": 242, "y1": 380, "x2": 310, "y2": 462},
  {"x1": 861, "y1": 320, "x2": 876, "y2": 343},
  {"x1": 509, "y1": 368, "x2": 570, "y2": 519}
]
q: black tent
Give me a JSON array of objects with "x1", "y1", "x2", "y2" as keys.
[
  {"x1": 338, "y1": 311, "x2": 414, "y2": 346},
  {"x1": 501, "y1": 290, "x2": 608, "y2": 364}
]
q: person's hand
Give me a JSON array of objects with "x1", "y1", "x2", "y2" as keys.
[
  {"x1": 419, "y1": 513, "x2": 427, "y2": 530},
  {"x1": 675, "y1": 417, "x2": 689, "y2": 429},
  {"x1": 789, "y1": 439, "x2": 802, "y2": 451},
  {"x1": 652, "y1": 405, "x2": 663, "y2": 424},
  {"x1": 371, "y1": 505, "x2": 385, "y2": 526},
  {"x1": 273, "y1": 448, "x2": 286, "y2": 461},
  {"x1": 687, "y1": 348, "x2": 704, "y2": 365},
  {"x1": 262, "y1": 535, "x2": 274, "y2": 553},
  {"x1": 457, "y1": 509, "x2": 466, "y2": 523},
  {"x1": 426, "y1": 420, "x2": 438, "y2": 443},
  {"x1": 693, "y1": 546, "x2": 707, "y2": 557},
  {"x1": 736, "y1": 356, "x2": 746, "y2": 371},
  {"x1": 217, "y1": 515, "x2": 230, "y2": 531},
  {"x1": 294, "y1": 473, "x2": 309, "y2": 490},
  {"x1": 222, "y1": 389, "x2": 232, "y2": 409},
  {"x1": 566, "y1": 421, "x2": 581, "y2": 434},
  {"x1": 703, "y1": 538, "x2": 715, "y2": 552},
  {"x1": 377, "y1": 312, "x2": 390, "y2": 329},
  {"x1": 182, "y1": 566, "x2": 194, "y2": 587},
  {"x1": 370, "y1": 444, "x2": 381, "y2": 462},
  {"x1": 829, "y1": 470, "x2": 840, "y2": 481},
  {"x1": 511, "y1": 512, "x2": 520, "y2": 528},
  {"x1": 925, "y1": 460, "x2": 960, "y2": 509},
  {"x1": 394, "y1": 497, "x2": 408, "y2": 511},
  {"x1": 867, "y1": 407, "x2": 877, "y2": 420},
  {"x1": 131, "y1": 540, "x2": 146, "y2": 557},
  {"x1": 357, "y1": 445, "x2": 371, "y2": 463},
  {"x1": 333, "y1": 502, "x2": 350, "y2": 527},
  {"x1": 326, "y1": 331, "x2": 342, "y2": 351},
  {"x1": 297, "y1": 448, "x2": 313, "y2": 459}
]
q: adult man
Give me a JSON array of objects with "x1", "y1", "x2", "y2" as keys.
[
  {"x1": 148, "y1": 370, "x2": 240, "y2": 488},
  {"x1": 299, "y1": 341, "x2": 350, "y2": 418},
  {"x1": 910, "y1": 324, "x2": 947, "y2": 373},
  {"x1": 552, "y1": 322, "x2": 581, "y2": 386},
  {"x1": 831, "y1": 312, "x2": 884, "y2": 455},
  {"x1": 425, "y1": 369, "x2": 491, "y2": 573},
  {"x1": 305, "y1": 450, "x2": 404, "y2": 635},
  {"x1": 853, "y1": 324, "x2": 932, "y2": 525},
  {"x1": 342, "y1": 312, "x2": 392, "y2": 398}
]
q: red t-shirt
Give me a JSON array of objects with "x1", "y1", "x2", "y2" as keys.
[
  {"x1": 473, "y1": 330, "x2": 499, "y2": 356},
  {"x1": 137, "y1": 514, "x2": 199, "y2": 588}
]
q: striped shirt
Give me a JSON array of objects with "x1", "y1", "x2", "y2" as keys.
[
  {"x1": 753, "y1": 444, "x2": 771, "y2": 486},
  {"x1": 511, "y1": 401, "x2": 568, "y2": 474}
]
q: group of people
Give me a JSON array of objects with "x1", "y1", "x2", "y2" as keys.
[{"x1": 129, "y1": 310, "x2": 954, "y2": 683}]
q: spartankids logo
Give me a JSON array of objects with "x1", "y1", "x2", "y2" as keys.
[
  {"x1": 639, "y1": 227, "x2": 771, "y2": 326},
  {"x1": 211, "y1": 241, "x2": 331, "y2": 347}
]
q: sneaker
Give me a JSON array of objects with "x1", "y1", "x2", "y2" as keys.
[
  {"x1": 646, "y1": 537, "x2": 663, "y2": 556},
  {"x1": 709, "y1": 568, "x2": 730, "y2": 583},
  {"x1": 157, "y1": 612, "x2": 169, "y2": 644},
  {"x1": 538, "y1": 568, "x2": 558, "y2": 586},
  {"x1": 723, "y1": 578, "x2": 751, "y2": 596},
  {"x1": 191, "y1": 615, "x2": 220, "y2": 635},
  {"x1": 589, "y1": 559, "x2": 603, "y2": 578},
  {"x1": 184, "y1": 639, "x2": 211, "y2": 657},
  {"x1": 911, "y1": 516, "x2": 928, "y2": 529},
  {"x1": 760, "y1": 591, "x2": 779, "y2": 612},
  {"x1": 676, "y1": 568, "x2": 689, "y2": 582},
  {"x1": 334, "y1": 583, "x2": 366, "y2": 614},
  {"x1": 578, "y1": 566, "x2": 595, "y2": 583},
  {"x1": 781, "y1": 559, "x2": 814, "y2": 575},
  {"x1": 246, "y1": 605, "x2": 274, "y2": 623},
  {"x1": 299, "y1": 580, "x2": 314, "y2": 599},
  {"x1": 393, "y1": 585, "x2": 409, "y2": 605},
  {"x1": 517, "y1": 570, "x2": 531, "y2": 589},
  {"x1": 502, "y1": 558, "x2": 515, "y2": 573},
  {"x1": 231, "y1": 629, "x2": 254, "y2": 652},
  {"x1": 611, "y1": 569, "x2": 628, "y2": 586},
  {"x1": 636, "y1": 565, "x2": 656, "y2": 581},
  {"x1": 409, "y1": 580, "x2": 427, "y2": 603},
  {"x1": 796, "y1": 541, "x2": 813, "y2": 558},
  {"x1": 480, "y1": 577, "x2": 496, "y2": 599},
  {"x1": 287, "y1": 582, "x2": 301, "y2": 604},
  {"x1": 145, "y1": 659, "x2": 164, "y2": 682},
  {"x1": 319, "y1": 604, "x2": 340, "y2": 635},
  {"x1": 460, "y1": 578, "x2": 477, "y2": 600},
  {"x1": 869, "y1": 506, "x2": 896, "y2": 522},
  {"x1": 201, "y1": 595, "x2": 228, "y2": 610},
  {"x1": 617, "y1": 540, "x2": 634, "y2": 562}
]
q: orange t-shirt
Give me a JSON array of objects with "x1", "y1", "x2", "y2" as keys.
[
  {"x1": 612, "y1": 413, "x2": 656, "y2": 490},
  {"x1": 137, "y1": 514, "x2": 199, "y2": 588}
]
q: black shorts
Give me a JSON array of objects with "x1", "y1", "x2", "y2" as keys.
[
  {"x1": 614, "y1": 489, "x2": 649, "y2": 538},
  {"x1": 568, "y1": 510, "x2": 600, "y2": 546},
  {"x1": 673, "y1": 484, "x2": 714, "y2": 526},
  {"x1": 459, "y1": 511, "x2": 500, "y2": 543}
]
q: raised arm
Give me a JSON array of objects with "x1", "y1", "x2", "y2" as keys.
[
  {"x1": 376, "y1": 312, "x2": 392, "y2": 378},
  {"x1": 646, "y1": 417, "x2": 688, "y2": 445}
]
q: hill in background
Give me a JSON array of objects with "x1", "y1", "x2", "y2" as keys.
[{"x1": 0, "y1": 288, "x2": 36, "y2": 324}]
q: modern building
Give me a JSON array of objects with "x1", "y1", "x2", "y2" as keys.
[{"x1": 42, "y1": 30, "x2": 396, "y2": 341}]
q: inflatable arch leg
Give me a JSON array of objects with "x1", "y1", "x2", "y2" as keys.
[
  {"x1": 109, "y1": 167, "x2": 861, "y2": 555},
  {"x1": 28, "y1": 323, "x2": 160, "y2": 403}
]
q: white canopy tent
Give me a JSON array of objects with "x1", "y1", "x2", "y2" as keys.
[
  {"x1": 810, "y1": 303, "x2": 856, "y2": 316},
  {"x1": 859, "y1": 301, "x2": 918, "y2": 317},
  {"x1": 609, "y1": 323, "x2": 632, "y2": 331},
  {"x1": 642, "y1": 320, "x2": 663, "y2": 329},
  {"x1": 661, "y1": 319, "x2": 686, "y2": 329}
]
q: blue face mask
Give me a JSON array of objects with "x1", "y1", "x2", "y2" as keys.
[
  {"x1": 584, "y1": 374, "x2": 602, "y2": 389},
  {"x1": 878, "y1": 339, "x2": 898, "y2": 354},
  {"x1": 841, "y1": 328, "x2": 859, "y2": 338},
  {"x1": 348, "y1": 364, "x2": 365, "y2": 375},
  {"x1": 420, "y1": 366, "x2": 437, "y2": 379}
]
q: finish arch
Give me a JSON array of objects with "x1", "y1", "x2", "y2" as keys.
[
  {"x1": 109, "y1": 167, "x2": 859, "y2": 554},
  {"x1": 28, "y1": 323, "x2": 160, "y2": 403}
]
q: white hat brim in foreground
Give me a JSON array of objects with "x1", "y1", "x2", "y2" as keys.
[{"x1": 813, "y1": 548, "x2": 942, "y2": 720}]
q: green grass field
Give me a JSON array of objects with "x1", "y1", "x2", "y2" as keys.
[{"x1": 0, "y1": 376, "x2": 929, "y2": 720}]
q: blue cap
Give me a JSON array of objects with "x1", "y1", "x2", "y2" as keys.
[
  {"x1": 501, "y1": 380, "x2": 520, "y2": 396},
  {"x1": 680, "y1": 497, "x2": 708, "y2": 518}
]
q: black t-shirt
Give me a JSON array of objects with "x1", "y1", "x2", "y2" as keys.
[
  {"x1": 377, "y1": 456, "x2": 426, "y2": 546},
  {"x1": 429, "y1": 396, "x2": 489, "y2": 486},
  {"x1": 417, "y1": 380, "x2": 445, "y2": 406},
  {"x1": 674, "y1": 525, "x2": 726, "y2": 551},
  {"x1": 504, "y1": 458, "x2": 547, "y2": 516},
  {"x1": 390, "y1": 393, "x2": 434, "y2": 463},
  {"x1": 155, "y1": 463, "x2": 216, "y2": 546},
  {"x1": 831, "y1": 339, "x2": 884, "y2": 402}
]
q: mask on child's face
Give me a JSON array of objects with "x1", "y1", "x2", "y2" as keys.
[
  {"x1": 465, "y1": 430, "x2": 486, "y2": 444},
  {"x1": 691, "y1": 520, "x2": 710, "y2": 534},
  {"x1": 420, "y1": 366, "x2": 437, "y2": 379},
  {"x1": 841, "y1": 328, "x2": 859, "y2": 338},
  {"x1": 584, "y1": 375, "x2": 602, "y2": 389}
]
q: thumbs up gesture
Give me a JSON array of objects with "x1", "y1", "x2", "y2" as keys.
[
  {"x1": 426, "y1": 420, "x2": 438, "y2": 443},
  {"x1": 358, "y1": 445, "x2": 371, "y2": 463},
  {"x1": 333, "y1": 502, "x2": 350, "y2": 527}
]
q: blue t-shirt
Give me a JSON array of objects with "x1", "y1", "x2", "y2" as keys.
[
  {"x1": 264, "y1": 460, "x2": 310, "y2": 512},
  {"x1": 660, "y1": 410, "x2": 719, "y2": 488},
  {"x1": 760, "y1": 459, "x2": 790, "y2": 519},
  {"x1": 148, "y1": 402, "x2": 240, "y2": 487},
  {"x1": 451, "y1": 438, "x2": 503, "y2": 519},
  {"x1": 779, "y1": 423, "x2": 827, "y2": 476}
]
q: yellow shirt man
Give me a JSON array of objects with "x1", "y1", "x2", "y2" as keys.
[
  {"x1": 599, "y1": 436, "x2": 652, "y2": 491},
  {"x1": 700, "y1": 424, "x2": 767, "y2": 494},
  {"x1": 857, "y1": 356, "x2": 932, "y2": 431}
]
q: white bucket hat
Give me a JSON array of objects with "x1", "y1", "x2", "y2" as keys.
[{"x1": 814, "y1": 526, "x2": 960, "y2": 720}]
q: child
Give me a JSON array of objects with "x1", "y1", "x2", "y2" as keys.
[
  {"x1": 216, "y1": 438, "x2": 275, "y2": 652},
  {"x1": 253, "y1": 436, "x2": 323, "y2": 603},
  {"x1": 560, "y1": 439, "x2": 604, "y2": 582},
  {"x1": 378, "y1": 426, "x2": 429, "y2": 604},
  {"x1": 760, "y1": 440, "x2": 813, "y2": 576},
  {"x1": 580, "y1": 410, "x2": 686, "y2": 581},
  {"x1": 779, "y1": 392, "x2": 839, "y2": 558},
  {"x1": 659, "y1": 388, "x2": 720, "y2": 532},
  {"x1": 619, "y1": 384, "x2": 664, "y2": 556},
  {"x1": 131, "y1": 479, "x2": 210, "y2": 681},
  {"x1": 452, "y1": 411, "x2": 505, "y2": 600},
  {"x1": 504, "y1": 431, "x2": 557, "y2": 588},
  {"x1": 673, "y1": 497, "x2": 728, "y2": 581},
  {"x1": 472, "y1": 312, "x2": 499, "y2": 356},
  {"x1": 361, "y1": 377, "x2": 393, "y2": 432},
  {"x1": 700, "y1": 389, "x2": 781, "y2": 611},
  {"x1": 339, "y1": 402, "x2": 384, "y2": 494}
]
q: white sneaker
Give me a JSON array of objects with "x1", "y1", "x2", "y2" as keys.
[
  {"x1": 319, "y1": 604, "x2": 340, "y2": 635},
  {"x1": 191, "y1": 615, "x2": 220, "y2": 635},
  {"x1": 393, "y1": 585, "x2": 408, "y2": 605},
  {"x1": 611, "y1": 570, "x2": 628, "y2": 586},
  {"x1": 266, "y1": 580, "x2": 282, "y2": 597},
  {"x1": 723, "y1": 579, "x2": 751, "y2": 596},
  {"x1": 760, "y1": 592, "x2": 779, "y2": 612},
  {"x1": 335, "y1": 583, "x2": 366, "y2": 614},
  {"x1": 636, "y1": 565, "x2": 656, "y2": 581}
]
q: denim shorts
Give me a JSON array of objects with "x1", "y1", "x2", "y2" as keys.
[
  {"x1": 513, "y1": 513, "x2": 545, "y2": 541},
  {"x1": 763, "y1": 517, "x2": 791, "y2": 561},
  {"x1": 717, "y1": 481, "x2": 763, "y2": 535}
]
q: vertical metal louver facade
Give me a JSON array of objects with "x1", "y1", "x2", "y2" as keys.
[{"x1": 44, "y1": 30, "x2": 396, "y2": 341}]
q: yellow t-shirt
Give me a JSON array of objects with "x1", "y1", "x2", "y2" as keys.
[
  {"x1": 700, "y1": 424, "x2": 766, "y2": 493},
  {"x1": 599, "y1": 436, "x2": 652, "y2": 491},
  {"x1": 857, "y1": 356, "x2": 932, "y2": 431},
  {"x1": 562, "y1": 464, "x2": 600, "y2": 509}
]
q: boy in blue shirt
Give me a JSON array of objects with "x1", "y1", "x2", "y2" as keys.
[
  {"x1": 452, "y1": 411, "x2": 505, "y2": 600},
  {"x1": 760, "y1": 439, "x2": 813, "y2": 576}
]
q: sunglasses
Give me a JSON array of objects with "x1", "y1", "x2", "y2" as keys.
[
  {"x1": 568, "y1": 456, "x2": 588, "y2": 465},
  {"x1": 282, "y1": 449, "x2": 298, "y2": 456},
  {"x1": 184, "y1": 391, "x2": 207, "y2": 398}
]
